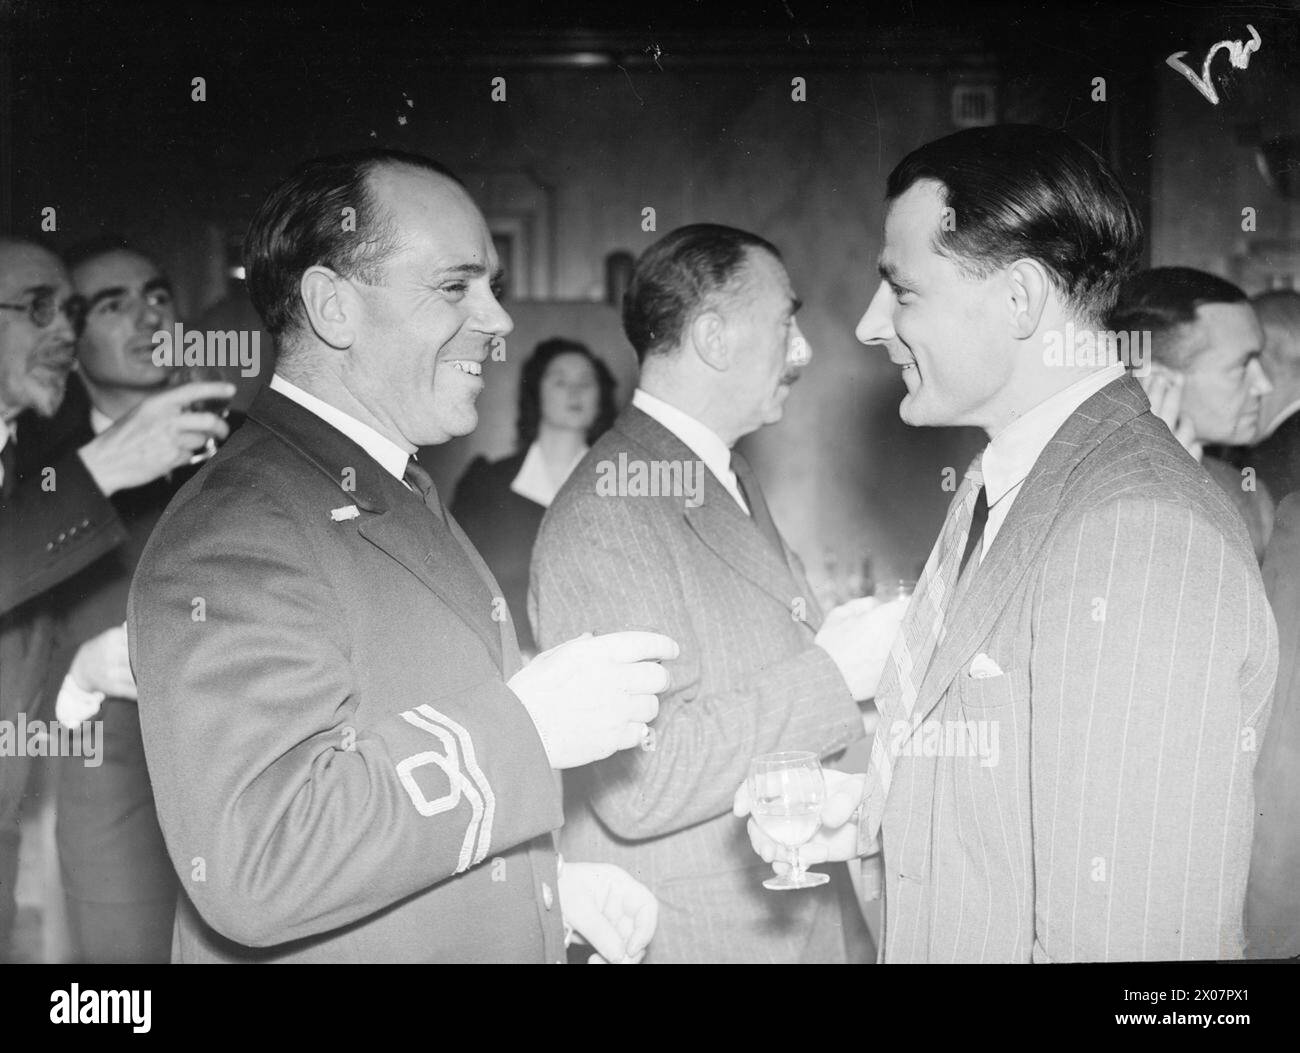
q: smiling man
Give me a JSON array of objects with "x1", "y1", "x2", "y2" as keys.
[
  {"x1": 739, "y1": 125, "x2": 1277, "y2": 962},
  {"x1": 127, "y1": 149, "x2": 678, "y2": 962}
]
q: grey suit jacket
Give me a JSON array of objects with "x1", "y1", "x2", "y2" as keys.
[
  {"x1": 530, "y1": 406, "x2": 869, "y2": 963},
  {"x1": 878, "y1": 375, "x2": 1278, "y2": 962}
]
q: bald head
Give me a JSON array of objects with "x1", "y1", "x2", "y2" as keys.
[{"x1": 0, "y1": 238, "x2": 78, "y2": 421}]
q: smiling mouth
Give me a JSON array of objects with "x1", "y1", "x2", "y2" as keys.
[{"x1": 450, "y1": 361, "x2": 483, "y2": 376}]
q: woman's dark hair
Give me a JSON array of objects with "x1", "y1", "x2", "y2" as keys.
[
  {"x1": 515, "y1": 337, "x2": 618, "y2": 451},
  {"x1": 886, "y1": 124, "x2": 1143, "y2": 327}
]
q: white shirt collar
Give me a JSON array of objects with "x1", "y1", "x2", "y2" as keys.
[
  {"x1": 631, "y1": 388, "x2": 748, "y2": 511},
  {"x1": 270, "y1": 373, "x2": 414, "y2": 482},
  {"x1": 982, "y1": 364, "x2": 1125, "y2": 509},
  {"x1": 509, "y1": 440, "x2": 587, "y2": 508},
  {"x1": 90, "y1": 406, "x2": 114, "y2": 436}
]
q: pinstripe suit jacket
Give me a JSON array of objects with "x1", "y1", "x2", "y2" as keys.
[
  {"x1": 530, "y1": 406, "x2": 870, "y2": 963},
  {"x1": 878, "y1": 375, "x2": 1278, "y2": 962}
]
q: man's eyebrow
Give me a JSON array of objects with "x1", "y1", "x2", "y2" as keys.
[
  {"x1": 16, "y1": 283, "x2": 55, "y2": 300},
  {"x1": 436, "y1": 262, "x2": 488, "y2": 278},
  {"x1": 878, "y1": 260, "x2": 912, "y2": 285},
  {"x1": 85, "y1": 286, "x2": 128, "y2": 309},
  {"x1": 143, "y1": 277, "x2": 173, "y2": 296}
]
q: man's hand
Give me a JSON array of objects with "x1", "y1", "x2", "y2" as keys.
[
  {"x1": 734, "y1": 767, "x2": 866, "y2": 869},
  {"x1": 814, "y1": 596, "x2": 908, "y2": 701},
  {"x1": 69, "y1": 623, "x2": 136, "y2": 699},
  {"x1": 558, "y1": 861, "x2": 658, "y2": 964},
  {"x1": 508, "y1": 630, "x2": 679, "y2": 769},
  {"x1": 78, "y1": 381, "x2": 236, "y2": 496},
  {"x1": 1139, "y1": 369, "x2": 1202, "y2": 460}
]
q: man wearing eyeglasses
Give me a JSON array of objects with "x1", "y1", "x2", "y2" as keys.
[{"x1": 0, "y1": 236, "x2": 233, "y2": 960}]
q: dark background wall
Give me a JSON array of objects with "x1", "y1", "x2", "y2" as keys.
[{"x1": 6, "y1": 0, "x2": 1299, "y2": 587}]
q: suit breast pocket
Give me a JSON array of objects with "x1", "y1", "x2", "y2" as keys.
[{"x1": 954, "y1": 664, "x2": 1023, "y2": 712}]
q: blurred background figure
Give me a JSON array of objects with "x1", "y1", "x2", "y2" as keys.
[
  {"x1": 451, "y1": 338, "x2": 617, "y2": 655},
  {"x1": 24, "y1": 239, "x2": 240, "y2": 962},
  {"x1": 1241, "y1": 290, "x2": 1300, "y2": 502},
  {"x1": 1110, "y1": 267, "x2": 1275, "y2": 559}
]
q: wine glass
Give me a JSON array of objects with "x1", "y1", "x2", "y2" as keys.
[
  {"x1": 747, "y1": 751, "x2": 831, "y2": 891},
  {"x1": 169, "y1": 365, "x2": 232, "y2": 465}
]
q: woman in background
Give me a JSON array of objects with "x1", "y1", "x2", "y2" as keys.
[{"x1": 451, "y1": 337, "x2": 618, "y2": 655}]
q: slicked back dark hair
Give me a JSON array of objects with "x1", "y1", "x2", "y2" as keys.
[
  {"x1": 886, "y1": 124, "x2": 1143, "y2": 326},
  {"x1": 243, "y1": 148, "x2": 463, "y2": 342},
  {"x1": 622, "y1": 223, "x2": 781, "y2": 363},
  {"x1": 1108, "y1": 266, "x2": 1248, "y2": 368}
]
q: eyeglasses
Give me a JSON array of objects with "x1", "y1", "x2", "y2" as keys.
[{"x1": 0, "y1": 291, "x2": 88, "y2": 336}]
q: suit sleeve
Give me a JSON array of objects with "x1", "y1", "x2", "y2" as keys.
[
  {"x1": 128, "y1": 480, "x2": 562, "y2": 949},
  {"x1": 0, "y1": 448, "x2": 126, "y2": 617},
  {"x1": 1028, "y1": 496, "x2": 1276, "y2": 961},
  {"x1": 530, "y1": 491, "x2": 860, "y2": 841},
  {"x1": 1246, "y1": 493, "x2": 1300, "y2": 957}
]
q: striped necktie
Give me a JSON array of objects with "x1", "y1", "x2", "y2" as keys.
[{"x1": 858, "y1": 450, "x2": 985, "y2": 848}]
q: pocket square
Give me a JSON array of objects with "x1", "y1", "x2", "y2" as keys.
[
  {"x1": 329, "y1": 504, "x2": 360, "y2": 522},
  {"x1": 969, "y1": 653, "x2": 1004, "y2": 679}
]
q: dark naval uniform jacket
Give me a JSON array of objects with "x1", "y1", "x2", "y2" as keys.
[{"x1": 127, "y1": 385, "x2": 567, "y2": 962}]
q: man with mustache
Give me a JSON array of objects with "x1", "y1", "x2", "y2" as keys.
[
  {"x1": 1109, "y1": 268, "x2": 1274, "y2": 560},
  {"x1": 532, "y1": 223, "x2": 902, "y2": 963},
  {"x1": 128, "y1": 149, "x2": 676, "y2": 962},
  {"x1": 0, "y1": 237, "x2": 230, "y2": 959},
  {"x1": 739, "y1": 125, "x2": 1276, "y2": 961}
]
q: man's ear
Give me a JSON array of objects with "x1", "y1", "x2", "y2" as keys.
[
  {"x1": 688, "y1": 309, "x2": 731, "y2": 372},
  {"x1": 1006, "y1": 258, "x2": 1051, "y2": 340},
  {"x1": 300, "y1": 265, "x2": 356, "y2": 350}
]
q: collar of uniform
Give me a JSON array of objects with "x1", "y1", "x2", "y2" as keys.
[
  {"x1": 270, "y1": 373, "x2": 413, "y2": 483},
  {"x1": 89, "y1": 406, "x2": 114, "y2": 436},
  {"x1": 982, "y1": 363, "x2": 1125, "y2": 509},
  {"x1": 631, "y1": 388, "x2": 747, "y2": 511}
]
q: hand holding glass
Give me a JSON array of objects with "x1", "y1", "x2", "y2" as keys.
[{"x1": 747, "y1": 751, "x2": 831, "y2": 891}]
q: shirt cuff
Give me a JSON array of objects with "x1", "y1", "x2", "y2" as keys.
[{"x1": 55, "y1": 672, "x2": 105, "y2": 729}]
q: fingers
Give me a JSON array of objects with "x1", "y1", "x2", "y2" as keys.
[
  {"x1": 747, "y1": 818, "x2": 782, "y2": 864},
  {"x1": 822, "y1": 781, "x2": 864, "y2": 828},
  {"x1": 614, "y1": 659, "x2": 671, "y2": 696},
  {"x1": 619, "y1": 693, "x2": 659, "y2": 724},
  {"x1": 732, "y1": 780, "x2": 752, "y2": 818},
  {"x1": 615, "y1": 722, "x2": 650, "y2": 751},
  {"x1": 151, "y1": 381, "x2": 236, "y2": 409},
  {"x1": 572, "y1": 904, "x2": 627, "y2": 965},
  {"x1": 591, "y1": 630, "x2": 680, "y2": 664},
  {"x1": 176, "y1": 411, "x2": 231, "y2": 440},
  {"x1": 626, "y1": 895, "x2": 657, "y2": 959}
]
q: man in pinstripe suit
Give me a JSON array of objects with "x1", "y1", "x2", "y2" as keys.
[
  {"x1": 531, "y1": 224, "x2": 905, "y2": 963},
  {"x1": 741, "y1": 125, "x2": 1278, "y2": 961}
]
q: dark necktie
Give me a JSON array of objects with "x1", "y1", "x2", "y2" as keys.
[
  {"x1": 730, "y1": 449, "x2": 785, "y2": 559},
  {"x1": 958, "y1": 483, "x2": 989, "y2": 577},
  {"x1": 403, "y1": 456, "x2": 447, "y2": 524}
]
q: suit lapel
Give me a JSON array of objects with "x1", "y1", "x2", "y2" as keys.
[
  {"x1": 913, "y1": 376, "x2": 1150, "y2": 718},
  {"x1": 248, "y1": 388, "x2": 506, "y2": 670},
  {"x1": 616, "y1": 407, "x2": 820, "y2": 628}
]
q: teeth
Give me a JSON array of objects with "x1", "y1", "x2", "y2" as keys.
[{"x1": 451, "y1": 361, "x2": 483, "y2": 376}]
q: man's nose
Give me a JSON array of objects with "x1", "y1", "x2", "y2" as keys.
[
  {"x1": 1249, "y1": 358, "x2": 1273, "y2": 396},
  {"x1": 855, "y1": 281, "x2": 896, "y2": 346},
  {"x1": 476, "y1": 290, "x2": 513, "y2": 338}
]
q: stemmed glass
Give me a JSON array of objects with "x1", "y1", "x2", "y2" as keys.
[{"x1": 747, "y1": 751, "x2": 830, "y2": 891}]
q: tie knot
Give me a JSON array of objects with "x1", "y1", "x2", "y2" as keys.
[{"x1": 964, "y1": 450, "x2": 985, "y2": 490}]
